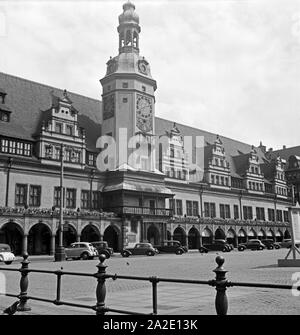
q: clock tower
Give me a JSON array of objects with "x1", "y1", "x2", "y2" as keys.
[{"x1": 100, "y1": 1, "x2": 157, "y2": 171}]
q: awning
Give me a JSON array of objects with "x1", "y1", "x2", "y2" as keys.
[{"x1": 101, "y1": 181, "x2": 173, "y2": 195}]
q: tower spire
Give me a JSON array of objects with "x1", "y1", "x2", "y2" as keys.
[{"x1": 118, "y1": 1, "x2": 141, "y2": 54}]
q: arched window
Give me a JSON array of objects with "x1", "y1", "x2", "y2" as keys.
[{"x1": 126, "y1": 30, "x2": 132, "y2": 46}]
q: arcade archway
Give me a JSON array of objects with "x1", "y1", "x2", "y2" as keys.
[
  {"x1": 276, "y1": 230, "x2": 283, "y2": 242},
  {"x1": 226, "y1": 229, "x2": 237, "y2": 246},
  {"x1": 81, "y1": 225, "x2": 101, "y2": 242},
  {"x1": 55, "y1": 223, "x2": 77, "y2": 248},
  {"x1": 201, "y1": 228, "x2": 213, "y2": 245},
  {"x1": 238, "y1": 229, "x2": 247, "y2": 244},
  {"x1": 28, "y1": 223, "x2": 51, "y2": 255},
  {"x1": 257, "y1": 229, "x2": 266, "y2": 241},
  {"x1": 104, "y1": 225, "x2": 120, "y2": 252},
  {"x1": 266, "y1": 229, "x2": 275, "y2": 240},
  {"x1": 0, "y1": 222, "x2": 23, "y2": 255},
  {"x1": 284, "y1": 230, "x2": 291, "y2": 239},
  {"x1": 215, "y1": 228, "x2": 226, "y2": 240},
  {"x1": 173, "y1": 226, "x2": 186, "y2": 246},
  {"x1": 188, "y1": 227, "x2": 200, "y2": 249},
  {"x1": 248, "y1": 229, "x2": 257, "y2": 240},
  {"x1": 147, "y1": 225, "x2": 160, "y2": 246}
]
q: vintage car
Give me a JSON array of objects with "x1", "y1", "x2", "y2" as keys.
[
  {"x1": 261, "y1": 239, "x2": 281, "y2": 250},
  {"x1": 91, "y1": 241, "x2": 114, "y2": 259},
  {"x1": 237, "y1": 239, "x2": 265, "y2": 251},
  {"x1": 154, "y1": 240, "x2": 187, "y2": 255},
  {"x1": 121, "y1": 242, "x2": 158, "y2": 257},
  {"x1": 0, "y1": 244, "x2": 15, "y2": 265},
  {"x1": 64, "y1": 242, "x2": 98, "y2": 260},
  {"x1": 199, "y1": 239, "x2": 232, "y2": 253},
  {"x1": 279, "y1": 239, "x2": 300, "y2": 249}
]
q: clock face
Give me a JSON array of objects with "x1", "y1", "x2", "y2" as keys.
[
  {"x1": 103, "y1": 94, "x2": 115, "y2": 120},
  {"x1": 136, "y1": 94, "x2": 153, "y2": 133},
  {"x1": 138, "y1": 60, "x2": 148, "y2": 75}
]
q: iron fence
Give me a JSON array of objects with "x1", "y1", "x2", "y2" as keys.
[{"x1": 0, "y1": 253, "x2": 294, "y2": 315}]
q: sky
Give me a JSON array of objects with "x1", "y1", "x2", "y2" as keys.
[{"x1": 1, "y1": 0, "x2": 300, "y2": 150}]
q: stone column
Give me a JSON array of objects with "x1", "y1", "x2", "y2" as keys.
[
  {"x1": 77, "y1": 234, "x2": 81, "y2": 242},
  {"x1": 50, "y1": 235, "x2": 56, "y2": 255},
  {"x1": 185, "y1": 235, "x2": 189, "y2": 248},
  {"x1": 234, "y1": 235, "x2": 238, "y2": 247},
  {"x1": 100, "y1": 234, "x2": 104, "y2": 241},
  {"x1": 22, "y1": 234, "x2": 28, "y2": 255},
  {"x1": 199, "y1": 234, "x2": 203, "y2": 247}
]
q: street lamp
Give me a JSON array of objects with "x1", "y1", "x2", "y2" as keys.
[
  {"x1": 89, "y1": 168, "x2": 96, "y2": 211},
  {"x1": 54, "y1": 143, "x2": 66, "y2": 262}
]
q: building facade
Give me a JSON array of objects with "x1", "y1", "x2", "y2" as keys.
[{"x1": 0, "y1": 2, "x2": 293, "y2": 255}]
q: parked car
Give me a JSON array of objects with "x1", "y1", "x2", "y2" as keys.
[
  {"x1": 91, "y1": 241, "x2": 114, "y2": 259},
  {"x1": 154, "y1": 240, "x2": 187, "y2": 255},
  {"x1": 199, "y1": 240, "x2": 232, "y2": 253},
  {"x1": 121, "y1": 243, "x2": 158, "y2": 257},
  {"x1": 65, "y1": 242, "x2": 98, "y2": 260},
  {"x1": 238, "y1": 239, "x2": 265, "y2": 251},
  {"x1": 261, "y1": 239, "x2": 281, "y2": 250},
  {"x1": 0, "y1": 244, "x2": 15, "y2": 265},
  {"x1": 215, "y1": 239, "x2": 234, "y2": 250},
  {"x1": 280, "y1": 239, "x2": 300, "y2": 249}
]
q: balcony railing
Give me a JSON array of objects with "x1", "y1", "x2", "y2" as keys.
[{"x1": 104, "y1": 206, "x2": 172, "y2": 217}]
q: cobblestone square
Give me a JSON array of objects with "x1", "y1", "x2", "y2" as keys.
[{"x1": 1, "y1": 248, "x2": 299, "y2": 315}]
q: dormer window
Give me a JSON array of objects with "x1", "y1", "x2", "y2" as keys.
[{"x1": 0, "y1": 110, "x2": 10, "y2": 122}]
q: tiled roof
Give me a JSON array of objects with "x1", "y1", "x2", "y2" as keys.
[
  {"x1": 0, "y1": 72, "x2": 102, "y2": 151},
  {"x1": 0, "y1": 72, "x2": 275, "y2": 179},
  {"x1": 272, "y1": 146, "x2": 300, "y2": 161}
]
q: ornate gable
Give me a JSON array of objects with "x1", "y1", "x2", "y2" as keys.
[{"x1": 36, "y1": 90, "x2": 86, "y2": 169}]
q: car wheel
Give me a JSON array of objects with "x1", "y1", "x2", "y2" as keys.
[
  {"x1": 275, "y1": 245, "x2": 280, "y2": 249},
  {"x1": 81, "y1": 252, "x2": 89, "y2": 260},
  {"x1": 147, "y1": 251, "x2": 154, "y2": 256},
  {"x1": 258, "y1": 246, "x2": 263, "y2": 250},
  {"x1": 199, "y1": 247, "x2": 205, "y2": 253},
  {"x1": 238, "y1": 247, "x2": 245, "y2": 251},
  {"x1": 222, "y1": 247, "x2": 228, "y2": 252},
  {"x1": 175, "y1": 249, "x2": 183, "y2": 255},
  {"x1": 122, "y1": 251, "x2": 130, "y2": 257},
  {"x1": 4, "y1": 261, "x2": 12, "y2": 265},
  {"x1": 269, "y1": 246, "x2": 274, "y2": 250}
]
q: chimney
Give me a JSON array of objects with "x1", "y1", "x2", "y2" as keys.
[{"x1": 283, "y1": 145, "x2": 286, "y2": 150}]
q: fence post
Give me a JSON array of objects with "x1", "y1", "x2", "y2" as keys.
[
  {"x1": 213, "y1": 255, "x2": 228, "y2": 315},
  {"x1": 95, "y1": 254, "x2": 107, "y2": 315},
  {"x1": 17, "y1": 253, "x2": 31, "y2": 311}
]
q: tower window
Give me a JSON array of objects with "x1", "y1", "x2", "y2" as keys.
[
  {"x1": 123, "y1": 97, "x2": 128, "y2": 103},
  {"x1": 142, "y1": 86, "x2": 146, "y2": 92},
  {"x1": 122, "y1": 82, "x2": 128, "y2": 88},
  {"x1": 107, "y1": 85, "x2": 111, "y2": 91}
]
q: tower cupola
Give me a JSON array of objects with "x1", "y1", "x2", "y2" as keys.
[{"x1": 118, "y1": 1, "x2": 141, "y2": 54}]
